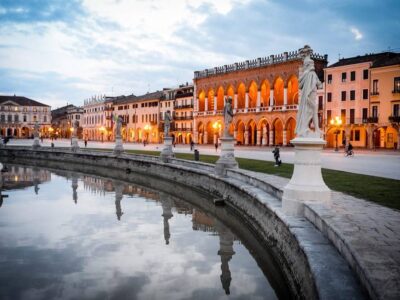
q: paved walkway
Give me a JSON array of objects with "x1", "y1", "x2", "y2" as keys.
[{"x1": 7, "y1": 139, "x2": 400, "y2": 180}]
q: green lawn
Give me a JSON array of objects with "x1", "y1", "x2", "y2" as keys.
[{"x1": 90, "y1": 148, "x2": 400, "y2": 210}]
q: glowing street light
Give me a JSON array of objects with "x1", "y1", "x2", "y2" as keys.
[{"x1": 330, "y1": 116, "x2": 342, "y2": 152}]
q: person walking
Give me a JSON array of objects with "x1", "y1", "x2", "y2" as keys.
[
  {"x1": 84, "y1": 139, "x2": 87, "y2": 148},
  {"x1": 215, "y1": 142, "x2": 218, "y2": 152},
  {"x1": 272, "y1": 146, "x2": 282, "y2": 166},
  {"x1": 190, "y1": 140, "x2": 194, "y2": 151}
]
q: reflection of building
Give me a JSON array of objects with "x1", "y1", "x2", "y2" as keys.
[
  {"x1": 0, "y1": 95, "x2": 51, "y2": 138},
  {"x1": 1, "y1": 165, "x2": 51, "y2": 191},
  {"x1": 324, "y1": 52, "x2": 400, "y2": 149},
  {"x1": 193, "y1": 50, "x2": 327, "y2": 146},
  {"x1": 173, "y1": 83, "x2": 194, "y2": 144},
  {"x1": 192, "y1": 209, "x2": 215, "y2": 233},
  {"x1": 215, "y1": 219, "x2": 235, "y2": 295}
]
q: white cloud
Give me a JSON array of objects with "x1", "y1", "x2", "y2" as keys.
[{"x1": 350, "y1": 26, "x2": 363, "y2": 40}]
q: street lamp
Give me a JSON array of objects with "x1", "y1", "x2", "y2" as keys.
[
  {"x1": 99, "y1": 126, "x2": 105, "y2": 143},
  {"x1": 330, "y1": 116, "x2": 342, "y2": 152}
]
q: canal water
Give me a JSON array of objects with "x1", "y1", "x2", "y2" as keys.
[{"x1": 0, "y1": 164, "x2": 291, "y2": 300}]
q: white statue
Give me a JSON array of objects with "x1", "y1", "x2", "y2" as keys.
[
  {"x1": 223, "y1": 97, "x2": 234, "y2": 137},
  {"x1": 73, "y1": 120, "x2": 79, "y2": 137},
  {"x1": 33, "y1": 121, "x2": 40, "y2": 138},
  {"x1": 115, "y1": 116, "x2": 123, "y2": 138},
  {"x1": 164, "y1": 110, "x2": 172, "y2": 136},
  {"x1": 296, "y1": 45, "x2": 323, "y2": 137}
]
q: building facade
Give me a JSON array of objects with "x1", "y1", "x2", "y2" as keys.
[
  {"x1": 51, "y1": 104, "x2": 84, "y2": 138},
  {"x1": 0, "y1": 95, "x2": 51, "y2": 138},
  {"x1": 324, "y1": 52, "x2": 400, "y2": 149},
  {"x1": 193, "y1": 50, "x2": 328, "y2": 146},
  {"x1": 82, "y1": 96, "x2": 106, "y2": 141},
  {"x1": 173, "y1": 83, "x2": 194, "y2": 144}
]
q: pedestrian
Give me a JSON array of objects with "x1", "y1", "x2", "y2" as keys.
[
  {"x1": 215, "y1": 142, "x2": 218, "y2": 152},
  {"x1": 84, "y1": 139, "x2": 87, "y2": 147},
  {"x1": 272, "y1": 146, "x2": 282, "y2": 167},
  {"x1": 190, "y1": 140, "x2": 194, "y2": 151}
]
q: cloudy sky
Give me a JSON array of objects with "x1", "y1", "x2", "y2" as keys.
[{"x1": 0, "y1": 0, "x2": 398, "y2": 108}]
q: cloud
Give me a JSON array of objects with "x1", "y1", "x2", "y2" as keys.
[{"x1": 350, "y1": 27, "x2": 363, "y2": 40}]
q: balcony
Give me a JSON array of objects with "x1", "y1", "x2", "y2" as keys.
[
  {"x1": 392, "y1": 90, "x2": 400, "y2": 95},
  {"x1": 174, "y1": 104, "x2": 194, "y2": 109},
  {"x1": 174, "y1": 116, "x2": 193, "y2": 120},
  {"x1": 389, "y1": 116, "x2": 400, "y2": 123},
  {"x1": 370, "y1": 91, "x2": 379, "y2": 96},
  {"x1": 366, "y1": 117, "x2": 379, "y2": 123}
]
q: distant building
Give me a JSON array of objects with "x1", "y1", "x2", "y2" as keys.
[
  {"x1": 324, "y1": 52, "x2": 400, "y2": 149},
  {"x1": 82, "y1": 96, "x2": 106, "y2": 141},
  {"x1": 0, "y1": 95, "x2": 51, "y2": 138},
  {"x1": 173, "y1": 83, "x2": 194, "y2": 144},
  {"x1": 51, "y1": 104, "x2": 83, "y2": 138}
]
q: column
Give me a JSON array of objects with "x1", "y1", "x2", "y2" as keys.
[
  {"x1": 204, "y1": 132, "x2": 208, "y2": 144},
  {"x1": 269, "y1": 130, "x2": 274, "y2": 146},
  {"x1": 214, "y1": 96, "x2": 217, "y2": 112},
  {"x1": 269, "y1": 89, "x2": 274, "y2": 106},
  {"x1": 233, "y1": 130, "x2": 237, "y2": 140},
  {"x1": 205, "y1": 97, "x2": 208, "y2": 112},
  {"x1": 245, "y1": 93, "x2": 249, "y2": 112},
  {"x1": 284, "y1": 87, "x2": 288, "y2": 106},
  {"x1": 256, "y1": 130, "x2": 261, "y2": 146},
  {"x1": 256, "y1": 91, "x2": 261, "y2": 112},
  {"x1": 298, "y1": 90, "x2": 301, "y2": 106},
  {"x1": 283, "y1": 129, "x2": 287, "y2": 146},
  {"x1": 193, "y1": 118, "x2": 198, "y2": 143},
  {"x1": 262, "y1": 125, "x2": 268, "y2": 146},
  {"x1": 244, "y1": 130, "x2": 249, "y2": 145},
  {"x1": 234, "y1": 95, "x2": 238, "y2": 109}
]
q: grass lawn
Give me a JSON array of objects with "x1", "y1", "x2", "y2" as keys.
[{"x1": 90, "y1": 148, "x2": 400, "y2": 210}]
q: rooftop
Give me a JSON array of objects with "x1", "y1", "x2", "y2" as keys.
[
  {"x1": 0, "y1": 95, "x2": 50, "y2": 107},
  {"x1": 327, "y1": 52, "x2": 399, "y2": 68}
]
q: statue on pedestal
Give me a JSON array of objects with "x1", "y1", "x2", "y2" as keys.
[
  {"x1": 33, "y1": 121, "x2": 40, "y2": 138},
  {"x1": 296, "y1": 45, "x2": 323, "y2": 138},
  {"x1": 115, "y1": 116, "x2": 123, "y2": 139},
  {"x1": 223, "y1": 97, "x2": 234, "y2": 137},
  {"x1": 164, "y1": 110, "x2": 172, "y2": 136}
]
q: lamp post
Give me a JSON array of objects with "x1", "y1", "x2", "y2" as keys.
[{"x1": 330, "y1": 116, "x2": 342, "y2": 152}]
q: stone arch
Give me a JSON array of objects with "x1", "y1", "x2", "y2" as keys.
[
  {"x1": 198, "y1": 90, "x2": 205, "y2": 112},
  {"x1": 248, "y1": 81, "x2": 258, "y2": 108},
  {"x1": 285, "y1": 117, "x2": 296, "y2": 145},
  {"x1": 237, "y1": 82, "x2": 246, "y2": 109},
  {"x1": 258, "y1": 118, "x2": 270, "y2": 146},
  {"x1": 217, "y1": 86, "x2": 225, "y2": 111},
  {"x1": 287, "y1": 75, "x2": 299, "y2": 105},
  {"x1": 273, "y1": 118, "x2": 284, "y2": 145},
  {"x1": 207, "y1": 88, "x2": 215, "y2": 111},
  {"x1": 260, "y1": 80, "x2": 271, "y2": 107},
  {"x1": 197, "y1": 122, "x2": 204, "y2": 144},
  {"x1": 227, "y1": 85, "x2": 235, "y2": 99},
  {"x1": 206, "y1": 121, "x2": 214, "y2": 144},
  {"x1": 273, "y1": 76, "x2": 284, "y2": 106},
  {"x1": 236, "y1": 119, "x2": 245, "y2": 145},
  {"x1": 246, "y1": 119, "x2": 257, "y2": 145}
]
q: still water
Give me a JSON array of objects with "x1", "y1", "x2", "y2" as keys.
[{"x1": 0, "y1": 164, "x2": 288, "y2": 300}]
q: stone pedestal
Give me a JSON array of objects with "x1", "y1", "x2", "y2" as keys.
[
  {"x1": 215, "y1": 137, "x2": 238, "y2": 176},
  {"x1": 282, "y1": 137, "x2": 331, "y2": 216},
  {"x1": 160, "y1": 137, "x2": 173, "y2": 162},
  {"x1": 32, "y1": 137, "x2": 41, "y2": 149},
  {"x1": 113, "y1": 137, "x2": 124, "y2": 155},
  {"x1": 71, "y1": 137, "x2": 79, "y2": 152}
]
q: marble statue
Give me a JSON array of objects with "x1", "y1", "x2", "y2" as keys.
[
  {"x1": 223, "y1": 97, "x2": 234, "y2": 137},
  {"x1": 164, "y1": 110, "x2": 172, "y2": 136},
  {"x1": 296, "y1": 45, "x2": 323, "y2": 137},
  {"x1": 33, "y1": 121, "x2": 40, "y2": 138},
  {"x1": 115, "y1": 116, "x2": 123, "y2": 138}
]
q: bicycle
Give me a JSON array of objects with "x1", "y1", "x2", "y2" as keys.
[{"x1": 344, "y1": 149, "x2": 354, "y2": 157}]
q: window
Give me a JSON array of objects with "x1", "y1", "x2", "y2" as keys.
[
  {"x1": 327, "y1": 110, "x2": 332, "y2": 122},
  {"x1": 394, "y1": 77, "x2": 400, "y2": 93},
  {"x1": 7, "y1": 115, "x2": 12, "y2": 122},
  {"x1": 372, "y1": 106, "x2": 378, "y2": 118},
  {"x1": 327, "y1": 92, "x2": 332, "y2": 102},
  {"x1": 350, "y1": 71, "x2": 356, "y2": 81},
  {"x1": 350, "y1": 90, "x2": 355, "y2": 100},
  {"x1": 350, "y1": 109, "x2": 355, "y2": 124},
  {"x1": 0, "y1": 114, "x2": 4, "y2": 122},
  {"x1": 363, "y1": 69, "x2": 369, "y2": 80},
  {"x1": 341, "y1": 91, "x2": 346, "y2": 101},
  {"x1": 363, "y1": 89, "x2": 368, "y2": 100},
  {"x1": 393, "y1": 104, "x2": 399, "y2": 117},
  {"x1": 341, "y1": 109, "x2": 346, "y2": 123},
  {"x1": 44, "y1": 116, "x2": 47, "y2": 122},
  {"x1": 33, "y1": 115, "x2": 37, "y2": 122},
  {"x1": 14, "y1": 115, "x2": 19, "y2": 122},
  {"x1": 327, "y1": 74, "x2": 332, "y2": 84},
  {"x1": 318, "y1": 96, "x2": 323, "y2": 110},
  {"x1": 362, "y1": 108, "x2": 368, "y2": 122},
  {"x1": 341, "y1": 72, "x2": 347, "y2": 82},
  {"x1": 354, "y1": 130, "x2": 360, "y2": 141},
  {"x1": 372, "y1": 80, "x2": 379, "y2": 94}
]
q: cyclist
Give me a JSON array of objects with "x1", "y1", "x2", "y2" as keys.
[{"x1": 346, "y1": 142, "x2": 354, "y2": 156}]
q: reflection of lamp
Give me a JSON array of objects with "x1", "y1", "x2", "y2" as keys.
[{"x1": 330, "y1": 116, "x2": 342, "y2": 152}]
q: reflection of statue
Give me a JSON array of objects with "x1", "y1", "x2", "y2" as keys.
[
  {"x1": 161, "y1": 193, "x2": 173, "y2": 245},
  {"x1": 72, "y1": 175, "x2": 78, "y2": 204},
  {"x1": 115, "y1": 116, "x2": 123, "y2": 139},
  {"x1": 296, "y1": 45, "x2": 323, "y2": 137},
  {"x1": 223, "y1": 97, "x2": 234, "y2": 137},
  {"x1": 164, "y1": 110, "x2": 172, "y2": 136},
  {"x1": 114, "y1": 182, "x2": 124, "y2": 221},
  {"x1": 33, "y1": 121, "x2": 40, "y2": 138}
]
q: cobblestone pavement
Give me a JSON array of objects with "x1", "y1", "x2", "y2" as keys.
[{"x1": 7, "y1": 138, "x2": 400, "y2": 180}]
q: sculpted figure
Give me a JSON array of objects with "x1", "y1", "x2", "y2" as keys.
[
  {"x1": 115, "y1": 116, "x2": 123, "y2": 138},
  {"x1": 164, "y1": 110, "x2": 172, "y2": 136},
  {"x1": 33, "y1": 121, "x2": 40, "y2": 138},
  {"x1": 73, "y1": 120, "x2": 79, "y2": 137},
  {"x1": 296, "y1": 45, "x2": 323, "y2": 137},
  {"x1": 223, "y1": 97, "x2": 234, "y2": 137}
]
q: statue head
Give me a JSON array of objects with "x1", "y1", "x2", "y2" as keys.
[
  {"x1": 299, "y1": 45, "x2": 313, "y2": 59},
  {"x1": 226, "y1": 97, "x2": 232, "y2": 104}
]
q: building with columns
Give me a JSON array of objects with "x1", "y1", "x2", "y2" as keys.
[
  {"x1": 324, "y1": 52, "x2": 400, "y2": 149},
  {"x1": 0, "y1": 95, "x2": 51, "y2": 138},
  {"x1": 82, "y1": 96, "x2": 106, "y2": 141},
  {"x1": 193, "y1": 50, "x2": 328, "y2": 146}
]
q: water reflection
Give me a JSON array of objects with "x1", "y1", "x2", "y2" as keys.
[{"x1": 0, "y1": 163, "x2": 285, "y2": 299}]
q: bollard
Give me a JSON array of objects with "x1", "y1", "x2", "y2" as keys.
[{"x1": 194, "y1": 149, "x2": 199, "y2": 161}]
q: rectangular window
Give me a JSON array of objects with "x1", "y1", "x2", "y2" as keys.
[
  {"x1": 43, "y1": 116, "x2": 47, "y2": 122},
  {"x1": 363, "y1": 89, "x2": 369, "y2": 100},
  {"x1": 350, "y1": 90, "x2": 355, "y2": 100},
  {"x1": 327, "y1": 74, "x2": 332, "y2": 84},
  {"x1": 33, "y1": 115, "x2": 37, "y2": 122},
  {"x1": 0, "y1": 115, "x2": 4, "y2": 122},
  {"x1": 393, "y1": 104, "x2": 399, "y2": 117},
  {"x1": 14, "y1": 115, "x2": 19, "y2": 122},
  {"x1": 372, "y1": 106, "x2": 378, "y2": 118},
  {"x1": 341, "y1": 91, "x2": 346, "y2": 101},
  {"x1": 363, "y1": 69, "x2": 369, "y2": 80},
  {"x1": 354, "y1": 130, "x2": 360, "y2": 141},
  {"x1": 350, "y1": 109, "x2": 355, "y2": 124},
  {"x1": 23, "y1": 115, "x2": 27, "y2": 122},
  {"x1": 327, "y1": 110, "x2": 332, "y2": 123},
  {"x1": 394, "y1": 77, "x2": 400, "y2": 93},
  {"x1": 350, "y1": 71, "x2": 356, "y2": 81},
  {"x1": 327, "y1": 92, "x2": 332, "y2": 102},
  {"x1": 341, "y1": 109, "x2": 346, "y2": 123},
  {"x1": 362, "y1": 108, "x2": 368, "y2": 122},
  {"x1": 372, "y1": 80, "x2": 379, "y2": 94},
  {"x1": 341, "y1": 72, "x2": 347, "y2": 82},
  {"x1": 318, "y1": 96, "x2": 323, "y2": 110}
]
